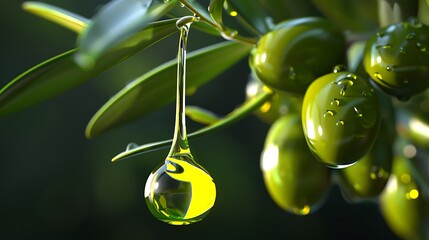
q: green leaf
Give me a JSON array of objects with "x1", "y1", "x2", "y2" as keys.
[
  {"x1": 0, "y1": 19, "x2": 178, "y2": 116},
  {"x1": 208, "y1": 0, "x2": 225, "y2": 29},
  {"x1": 86, "y1": 41, "x2": 253, "y2": 138},
  {"x1": 111, "y1": 90, "x2": 272, "y2": 162},
  {"x1": 74, "y1": 0, "x2": 177, "y2": 70},
  {"x1": 186, "y1": 105, "x2": 219, "y2": 125},
  {"x1": 22, "y1": 1, "x2": 89, "y2": 33}
]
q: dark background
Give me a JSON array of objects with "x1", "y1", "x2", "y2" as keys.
[{"x1": 0, "y1": 1, "x2": 399, "y2": 239}]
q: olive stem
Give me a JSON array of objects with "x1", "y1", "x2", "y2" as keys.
[
  {"x1": 111, "y1": 90, "x2": 273, "y2": 162},
  {"x1": 178, "y1": 0, "x2": 257, "y2": 45},
  {"x1": 418, "y1": 0, "x2": 429, "y2": 26},
  {"x1": 377, "y1": 0, "x2": 419, "y2": 27}
]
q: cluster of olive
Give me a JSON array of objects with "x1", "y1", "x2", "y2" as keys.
[{"x1": 246, "y1": 17, "x2": 429, "y2": 238}]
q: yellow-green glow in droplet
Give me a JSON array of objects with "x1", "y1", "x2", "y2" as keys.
[{"x1": 230, "y1": 11, "x2": 238, "y2": 17}]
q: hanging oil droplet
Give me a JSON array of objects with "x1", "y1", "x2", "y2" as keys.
[
  {"x1": 324, "y1": 110, "x2": 336, "y2": 117},
  {"x1": 145, "y1": 18, "x2": 216, "y2": 225}
]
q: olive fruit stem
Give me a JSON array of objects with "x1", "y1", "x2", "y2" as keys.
[
  {"x1": 111, "y1": 90, "x2": 273, "y2": 162},
  {"x1": 377, "y1": 0, "x2": 418, "y2": 27},
  {"x1": 178, "y1": 0, "x2": 257, "y2": 45},
  {"x1": 418, "y1": 0, "x2": 429, "y2": 26}
]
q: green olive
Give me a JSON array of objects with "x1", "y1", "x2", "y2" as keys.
[
  {"x1": 261, "y1": 115, "x2": 331, "y2": 215},
  {"x1": 302, "y1": 71, "x2": 381, "y2": 169},
  {"x1": 380, "y1": 154, "x2": 429, "y2": 240},
  {"x1": 245, "y1": 73, "x2": 302, "y2": 124},
  {"x1": 249, "y1": 17, "x2": 346, "y2": 95},
  {"x1": 336, "y1": 123, "x2": 393, "y2": 202},
  {"x1": 396, "y1": 90, "x2": 429, "y2": 148},
  {"x1": 364, "y1": 18, "x2": 429, "y2": 100}
]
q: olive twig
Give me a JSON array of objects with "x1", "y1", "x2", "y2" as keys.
[
  {"x1": 111, "y1": 90, "x2": 274, "y2": 162},
  {"x1": 178, "y1": 0, "x2": 258, "y2": 45}
]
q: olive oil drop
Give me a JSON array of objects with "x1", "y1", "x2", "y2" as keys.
[{"x1": 144, "y1": 16, "x2": 216, "y2": 225}]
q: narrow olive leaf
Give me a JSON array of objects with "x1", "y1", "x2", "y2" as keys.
[
  {"x1": 86, "y1": 41, "x2": 252, "y2": 138},
  {"x1": 22, "y1": 1, "x2": 89, "y2": 33},
  {"x1": 186, "y1": 105, "x2": 220, "y2": 125},
  {"x1": 208, "y1": 0, "x2": 225, "y2": 29},
  {"x1": 0, "y1": 20, "x2": 178, "y2": 116},
  {"x1": 74, "y1": 0, "x2": 177, "y2": 70},
  {"x1": 111, "y1": 90, "x2": 272, "y2": 162}
]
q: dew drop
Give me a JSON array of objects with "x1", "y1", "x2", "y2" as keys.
[
  {"x1": 361, "y1": 91, "x2": 367, "y2": 96},
  {"x1": 335, "y1": 77, "x2": 354, "y2": 96},
  {"x1": 324, "y1": 110, "x2": 336, "y2": 117},
  {"x1": 373, "y1": 72, "x2": 383, "y2": 80},
  {"x1": 332, "y1": 65, "x2": 347, "y2": 73},
  {"x1": 409, "y1": 17, "x2": 423, "y2": 28},
  {"x1": 354, "y1": 107, "x2": 363, "y2": 117},
  {"x1": 336, "y1": 120, "x2": 344, "y2": 126},
  {"x1": 288, "y1": 66, "x2": 296, "y2": 80},
  {"x1": 330, "y1": 98, "x2": 340, "y2": 107},
  {"x1": 406, "y1": 32, "x2": 416, "y2": 40},
  {"x1": 417, "y1": 42, "x2": 427, "y2": 52},
  {"x1": 376, "y1": 44, "x2": 392, "y2": 49},
  {"x1": 126, "y1": 142, "x2": 139, "y2": 151},
  {"x1": 386, "y1": 65, "x2": 396, "y2": 72},
  {"x1": 399, "y1": 46, "x2": 406, "y2": 54}
]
